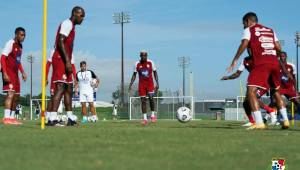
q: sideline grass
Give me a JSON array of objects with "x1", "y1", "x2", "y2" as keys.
[{"x1": 0, "y1": 120, "x2": 299, "y2": 170}]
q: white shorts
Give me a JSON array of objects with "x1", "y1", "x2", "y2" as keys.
[{"x1": 80, "y1": 92, "x2": 94, "y2": 103}]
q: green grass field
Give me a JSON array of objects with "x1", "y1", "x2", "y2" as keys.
[{"x1": 0, "y1": 120, "x2": 300, "y2": 170}]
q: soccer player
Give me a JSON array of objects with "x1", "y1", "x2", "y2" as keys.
[
  {"x1": 1, "y1": 27, "x2": 27, "y2": 125},
  {"x1": 45, "y1": 50, "x2": 77, "y2": 124},
  {"x1": 226, "y1": 12, "x2": 290, "y2": 129},
  {"x1": 74, "y1": 61, "x2": 99, "y2": 123},
  {"x1": 49, "y1": 6, "x2": 85, "y2": 126},
  {"x1": 221, "y1": 56, "x2": 277, "y2": 126},
  {"x1": 277, "y1": 51, "x2": 300, "y2": 110},
  {"x1": 129, "y1": 50, "x2": 159, "y2": 125}
]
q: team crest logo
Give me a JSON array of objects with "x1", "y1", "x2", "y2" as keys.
[
  {"x1": 62, "y1": 74, "x2": 67, "y2": 80},
  {"x1": 271, "y1": 158, "x2": 286, "y2": 170},
  {"x1": 255, "y1": 31, "x2": 261, "y2": 36},
  {"x1": 147, "y1": 64, "x2": 150, "y2": 68},
  {"x1": 15, "y1": 48, "x2": 18, "y2": 51}
]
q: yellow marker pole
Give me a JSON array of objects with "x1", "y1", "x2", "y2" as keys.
[
  {"x1": 41, "y1": 0, "x2": 47, "y2": 129},
  {"x1": 291, "y1": 102, "x2": 295, "y2": 127}
]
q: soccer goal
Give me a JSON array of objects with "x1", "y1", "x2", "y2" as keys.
[{"x1": 129, "y1": 96, "x2": 194, "y2": 120}]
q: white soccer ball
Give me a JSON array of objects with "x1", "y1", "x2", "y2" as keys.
[
  {"x1": 90, "y1": 116, "x2": 98, "y2": 122},
  {"x1": 90, "y1": 78, "x2": 98, "y2": 88},
  {"x1": 61, "y1": 115, "x2": 68, "y2": 122},
  {"x1": 177, "y1": 106, "x2": 192, "y2": 123}
]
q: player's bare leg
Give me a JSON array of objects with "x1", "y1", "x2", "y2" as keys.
[
  {"x1": 89, "y1": 102, "x2": 98, "y2": 122},
  {"x1": 246, "y1": 86, "x2": 265, "y2": 129},
  {"x1": 81, "y1": 102, "x2": 88, "y2": 123},
  {"x1": 46, "y1": 95, "x2": 53, "y2": 124},
  {"x1": 141, "y1": 97, "x2": 148, "y2": 125},
  {"x1": 64, "y1": 83, "x2": 76, "y2": 125},
  {"x1": 50, "y1": 83, "x2": 65, "y2": 124},
  {"x1": 242, "y1": 99, "x2": 255, "y2": 127},
  {"x1": 272, "y1": 91, "x2": 289, "y2": 129},
  {"x1": 3, "y1": 91, "x2": 21, "y2": 125},
  {"x1": 148, "y1": 93, "x2": 157, "y2": 123}
]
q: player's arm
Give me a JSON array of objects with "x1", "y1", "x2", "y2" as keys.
[
  {"x1": 129, "y1": 72, "x2": 137, "y2": 91},
  {"x1": 45, "y1": 60, "x2": 52, "y2": 85},
  {"x1": 221, "y1": 70, "x2": 242, "y2": 80},
  {"x1": 72, "y1": 64, "x2": 77, "y2": 84},
  {"x1": 74, "y1": 71, "x2": 79, "y2": 96},
  {"x1": 18, "y1": 63, "x2": 27, "y2": 81},
  {"x1": 153, "y1": 70, "x2": 159, "y2": 91},
  {"x1": 227, "y1": 39, "x2": 249, "y2": 72},
  {"x1": 0, "y1": 54, "x2": 10, "y2": 82},
  {"x1": 58, "y1": 34, "x2": 72, "y2": 73}
]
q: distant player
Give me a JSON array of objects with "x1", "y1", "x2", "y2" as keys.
[
  {"x1": 15, "y1": 104, "x2": 22, "y2": 120},
  {"x1": 129, "y1": 50, "x2": 159, "y2": 125},
  {"x1": 226, "y1": 12, "x2": 289, "y2": 129},
  {"x1": 75, "y1": 61, "x2": 99, "y2": 123},
  {"x1": 49, "y1": 6, "x2": 85, "y2": 126},
  {"x1": 221, "y1": 56, "x2": 277, "y2": 126},
  {"x1": 1, "y1": 27, "x2": 27, "y2": 125},
  {"x1": 112, "y1": 102, "x2": 118, "y2": 120},
  {"x1": 45, "y1": 50, "x2": 77, "y2": 124}
]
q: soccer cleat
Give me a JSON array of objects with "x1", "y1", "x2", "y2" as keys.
[
  {"x1": 246, "y1": 123, "x2": 266, "y2": 130},
  {"x1": 9, "y1": 118, "x2": 22, "y2": 125},
  {"x1": 67, "y1": 118, "x2": 77, "y2": 126},
  {"x1": 150, "y1": 115, "x2": 157, "y2": 123},
  {"x1": 281, "y1": 120, "x2": 290, "y2": 129},
  {"x1": 242, "y1": 122, "x2": 253, "y2": 127},
  {"x1": 141, "y1": 119, "x2": 148, "y2": 125},
  {"x1": 2, "y1": 118, "x2": 22, "y2": 125},
  {"x1": 81, "y1": 118, "x2": 88, "y2": 124}
]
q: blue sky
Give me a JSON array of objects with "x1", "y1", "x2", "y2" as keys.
[{"x1": 0, "y1": 0, "x2": 299, "y2": 101}]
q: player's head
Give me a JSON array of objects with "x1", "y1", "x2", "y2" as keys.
[
  {"x1": 14, "y1": 27, "x2": 26, "y2": 43},
  {"x1": 140, "y1": 50, "x2": 148, "y2": 62},
  {"x1": 279, "y1": 51, "x2": 287, "y2": 62},
  {"x1": 80, "y1": 61, "x2": 87, "y2": 71},
  {"x1": 71, "y1": 6, "x2": 85, "y2": 25},
  {"x1": 242, "y1": 12, "x2": 258, "y2": 28}
]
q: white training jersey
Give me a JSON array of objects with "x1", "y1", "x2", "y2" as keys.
[{"x1": 76, "y1": 70, "x2": 97, "y2": 94}]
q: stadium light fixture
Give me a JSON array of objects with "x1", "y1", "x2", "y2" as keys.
[
  {"x1": 113, "y1": 12, "x2": 131, "y2": 106},
  {"x1": 178, "y1": 56, "x2": 190, "y2": 105}
]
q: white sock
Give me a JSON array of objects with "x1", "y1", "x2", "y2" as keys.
[
  {"x1": 10, "y1": 111, "x2": 15, "y2": 118},
  {"x1": 4, "y1": 109, "x2": 11, "y2": 118},
  {"x1": 279, "y1": 108, "x2": 288, "y2": 121},
  {"x1": 50, "y1": 112, "x2": 57, "y2": 121},
  {"x1": 143, "y1": 114, "x2": 147, "y2": 120},
  {"x1": 67, "y1": 111, "x2": 73, "y2": 118},
  {"x1": 253, "y1": 111, "x2": 263, "y2": 124},
  {"x1": 151, "y1": 111, "x2": 155, "y2": 117},
  {"x1": 46, "y1": 112, "x2": 50, "y2": 119}
]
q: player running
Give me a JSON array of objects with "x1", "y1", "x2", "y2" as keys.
[
  {"x1": 227, "y1": 12, "x2": 290, "y2": 130},
  {"x1": 1, "y1": 27, "x2": 27, "y2": 125},
  {"x1": 221, "y1": 56, "x2": 277, "y2": 126},
  {"x1": 129, "y1": 50, "x2": 159, "y2": 125},
  {"x1": 49, "y1": 6, "x2": 85, "y2": 126}
]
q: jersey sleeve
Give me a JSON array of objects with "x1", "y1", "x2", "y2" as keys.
[
  {"x1": 90, "y1": 70, "x2": 97, "y2": 78},
  {"x1": 273, "y1": 31, "x2": 279, "y2": 42},
  {"x1": 151, "y1": 61, "x2": 157, "y2": 71},
  {"x1": 1, "y1": 40, "x2": 13, "y2": 56},
  {"x1": 133, "y1": 62, "x2": 138, "y2": 73},
  {"x1": 59, "y1": 20, "x2": 73, "y2": 37},
  {"x1": 242, "y1": 28, "x2": 251, "y2": 41},
  {"x1": 237, "y1": 61, "x2": 245, "y2": 72},
  {"x1": 292, "y1": 64, "x2": 297, "y2": 75}
]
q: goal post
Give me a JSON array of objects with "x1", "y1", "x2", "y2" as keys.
[{"x1": 129, "y1": 96, "x2": 194, "y2": 120}]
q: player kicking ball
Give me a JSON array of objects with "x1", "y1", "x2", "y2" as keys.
[{"x1": 129, "y1": 50, "x2": 159, "y2": 125}]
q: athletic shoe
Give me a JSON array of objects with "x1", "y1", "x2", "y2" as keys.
[
  {"x1": 2, "y1": 118, "x2": 22, "y2": 125},
  {"x1": 81, "y1": 118, "x2": 88, "y2": 124},
  {"x1": 141, "y1": 119, "x2": 148, "y2": 125},
  {"x1": 246, "y1": 123, "x2": 266, "y2": 130},
  {"x1": 150, "y1": 115, "x2": 157, "y2": 123},
  {"x1": 242, "y1": 122, "x2": 253, "y2": 127},
  {"x1": 10, "y1": 118, "x2": 22, "y2": 125},
  {"x1": 67, "y1": 118, "x2": 77, "y2": 126},
  {"x1": 46, "y1": 120, "x2": 65, "y2": 127},
  {"x1": 281, "y1": 120, "x2": 290, "y2": 129}
]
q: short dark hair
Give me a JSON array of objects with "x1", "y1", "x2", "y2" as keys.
[
  {"x1": 280, "y1": 51, "x2": 287, "y2": 57},
  {"x1": 15, "y1": 27, "x2": 25, "y2": 34},
  {"x1": 80, "y1": 61, "x2": 86, "y2": 66},
  {"x1": 243, "y1": 12, "x2": 258, "y2": 23},
  {"x1": 72, "y1": 6, "x2": 84, "y2": 16}
]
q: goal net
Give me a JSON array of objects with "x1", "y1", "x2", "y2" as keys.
[{"x1": 129, "y1": 96, "x2": 194, "y2": 120}]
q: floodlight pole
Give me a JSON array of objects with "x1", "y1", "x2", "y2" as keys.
[
  {"x1": 295, "y1": 31, "x2": 300, "y2": 91},
  {"x1": 178, "y1": 56, "x2": 190, "y2": 105},
  {"x1": 113, "y1": 12, "x2": 131, "y2": 106},
  {"x1": 27, "y1": 55, "x2": 34, "y2": 105}
]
